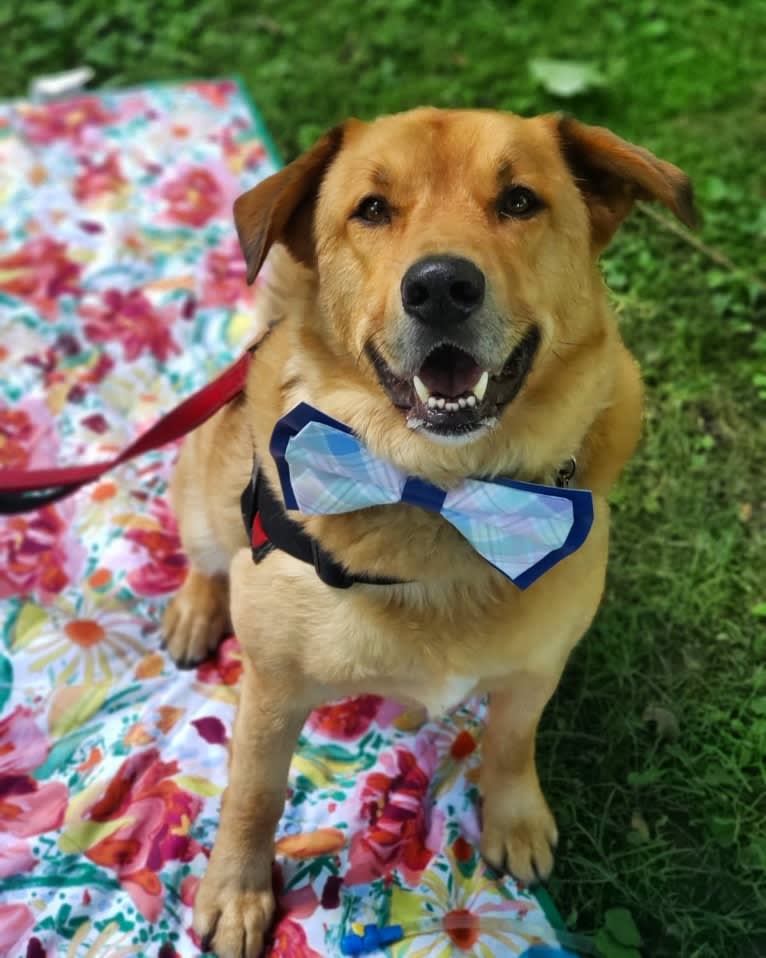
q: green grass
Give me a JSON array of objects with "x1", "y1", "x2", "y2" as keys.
[{"x1": 2, "y1": 1, "x2": 764, "y2": 955}]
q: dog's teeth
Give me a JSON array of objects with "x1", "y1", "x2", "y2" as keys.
[
  {"x1": 413, "y1": 375, "x2": 430, "y2": 404},
  {"x1": 458, "y1": 397, "x2": 467, "y2": 408},
  {"x1": 473, "y1": 371, "x2": 489, "y2": 402},
  {"x1": 427, "y1": 396, "x2": 439, "y2": 409},
  {"x1": 436, "y1": 398, "x2": 446, "y2": 409},
  {"x1": 445, "y1": 401, "x2": 459, "y2": 411},
  {"x1": 466, "y1": 394, "x2": 477, "y2": 407}
]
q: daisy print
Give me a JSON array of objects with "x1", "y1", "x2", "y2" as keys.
[
  {"x1": 388, "y1": 847, "x2": 540, "y2": 958},
  {"x1": 426, "y1": 700, "x2": 485, "y2": 799},
  {"x1": 11, "y1": 588, "x2": 150, "y2": 688}
]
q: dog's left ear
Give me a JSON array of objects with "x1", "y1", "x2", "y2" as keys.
[
  {"x1": 233, "y1": 123, "x2": 350, "y2": 284},
  {"x1": 553, "y1": 115, "x2": 699, "y2": 251}
]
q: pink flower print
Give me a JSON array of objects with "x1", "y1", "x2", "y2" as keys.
[{"x1": 0, "y1": 708, "x2": 68, "y2": 880}]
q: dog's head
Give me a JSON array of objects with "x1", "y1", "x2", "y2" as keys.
[{"x1": 234, "y1": 109, "x2": 695, "y2": 451}]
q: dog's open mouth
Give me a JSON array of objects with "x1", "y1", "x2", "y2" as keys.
[{"x1": 367, "y1": 326, "x2": 541, "y2": 437}]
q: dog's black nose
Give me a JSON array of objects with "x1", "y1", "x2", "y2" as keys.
[{"x1": 401, "y1": 256, "x2": 485, "y2": 327}]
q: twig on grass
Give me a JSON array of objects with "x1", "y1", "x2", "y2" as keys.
[{"x1": 637, "y1": 201, "x2": 766, "y2": 290}]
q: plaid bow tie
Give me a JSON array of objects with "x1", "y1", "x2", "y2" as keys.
[{"x1": 270, "y1": 404, "x2": 593, "y2": 590}]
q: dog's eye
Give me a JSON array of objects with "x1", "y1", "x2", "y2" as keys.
[
  {"x1": 497, "y1": 186, "x2": 542, "y2": 219},
  {"x1": 352, "y1": 195, "x2": 392, "y2": 225}
]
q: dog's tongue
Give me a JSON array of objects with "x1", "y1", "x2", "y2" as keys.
[{"x1": 418, "y1": 345, "x2": 482, "y2": 398}]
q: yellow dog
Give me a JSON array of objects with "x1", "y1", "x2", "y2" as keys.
[{"x1": 162, "y1": 107, "x2": 696, "y2": 957}]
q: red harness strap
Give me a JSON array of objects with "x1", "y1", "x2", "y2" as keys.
[{"x1": 0, "y1": 350, "x2": 254, "y2": 514}]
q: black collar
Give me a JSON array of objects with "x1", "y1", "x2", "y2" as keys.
[{"x1": 240, "y1": 465, "x2": 405, "y2": 589}]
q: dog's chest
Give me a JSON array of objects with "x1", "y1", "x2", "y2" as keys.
[{"x1": 415, "y1": 674, "x2": 479, "y2": 717}]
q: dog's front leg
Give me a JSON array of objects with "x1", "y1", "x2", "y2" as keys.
[
  {"x1": 479, "y1": 670, "x2": 562, "y2": 885},
  {"x1": 193, "y1": 655, "x2": 307, "y2": 958}
]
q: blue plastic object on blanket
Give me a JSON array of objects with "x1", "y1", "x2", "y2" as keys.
[
  {"x1": 340, "y1": 923, "x2": 405, "y2": 955},
  {"x1": 522, "y1": 945, "x2": 580, "y2": 957}
]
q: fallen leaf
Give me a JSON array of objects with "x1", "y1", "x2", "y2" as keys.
[
  {"x1": 529, "y1": 58, "x2": 606, "y2": 97},
  {"x1": 595, "y1": 928, "x2": 641, "y2": 958},
  {"x1": 605, "y1": 907, "x2": 642, "y2": 947},
  {"x1": 630, "y1": 811, "x2": 650, "y2": 842},
  {"x1": 642, "y1": 704, "x2": 680, "y2": 741},
  {"x1": 627, "y1": 766, "x2": 664, "y2": 787}
]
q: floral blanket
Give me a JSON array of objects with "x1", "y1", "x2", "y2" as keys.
[{"x1": 0, "y1": 80, "x2": 567, "y2": 958}]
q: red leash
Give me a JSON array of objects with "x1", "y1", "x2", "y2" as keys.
[{"x1": 0, "y1": 350, "x2": 253, "y2": 515}]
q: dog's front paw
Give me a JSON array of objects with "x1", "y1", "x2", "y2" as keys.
[
  {"x1": 161, "y1": 570, "x2": 229, "y2": 668},
  {"x1": 480, "y1": 789, "x2": 558, "y2": 885},
  {"x1": 193, "y1": 873, "x2": 275, "y2": 958}
]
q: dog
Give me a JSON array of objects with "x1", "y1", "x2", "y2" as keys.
[{"x1": 161, "y1": 107, "x2": 696, "y2": 957}]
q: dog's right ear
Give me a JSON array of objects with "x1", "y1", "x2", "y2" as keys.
[{"x1": 233, "y1": 124, "x2": 348, "y2": 284}]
